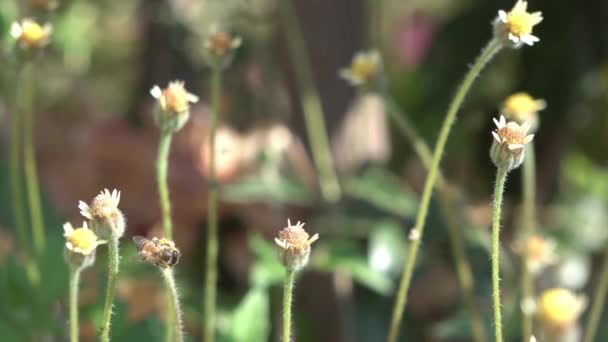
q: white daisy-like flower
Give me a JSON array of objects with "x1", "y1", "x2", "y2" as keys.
[
  {"x1": 64, "y1": 221, "x2": 105, "y2": 255},
  {"x1": 275, "y1": 219, "x2": 319, "y2": 272},
  {"x1": 494, "y1": 0, "x2": 543, "y2": 47},
  {"x1": 79, "y1": 188, "x2": 125, "y2": 239},
  {"x1": 150, "y1": 81, "x2": 199, "y2": 115},
  {"x1": 339, "y1": 50, "x2": 382, "y2": 86},
  {"x1": 10, "y1": 19, "x2": 52, "y2": 49},
  {"x1": 490, "y1": 115, "x2": 534, "y2": 171}
]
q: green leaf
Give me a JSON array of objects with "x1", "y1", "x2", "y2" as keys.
[
  {"x1": 249, "y1": 235, "x2": 284, "y2": 288},
  {"x1": 218, "y1": 287, "x2": 270, "y2": 342}
]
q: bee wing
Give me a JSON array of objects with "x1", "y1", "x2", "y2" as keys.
[{"x1": 133, "y1": 236, "x2": 146, "y2": 245}]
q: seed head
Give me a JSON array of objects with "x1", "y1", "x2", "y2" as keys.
[
  {"x1": 10, "y1": 19, "x2": 52, "y2": 50},
  {"x1": 150, "y1": 81, "x2": 199, "y2": 133},
  {"x1": 275, "y1": 219, "x2": 319, "y2": 272},
  {"x1": 63, "y1": 221, "x2": 104, "y2": 269},
  {"x1": 79, "y1": 189, "x2": 125, "y2": 240},
  {"x1": 490, "y1": 115, "x2": 534, "y2": 171},
  {"x1": 502, "y1": 92, "x2": 545, "y2": 132},
  {"x1": 494, "y1": 0, "x2": 543, "y2": 48},
  {"x1": 203, "y1": 28, "x2": 241, "y2": 70},
  {"x1": 339, "y1": 50, "x2": 382, "y2": 87},
  {"x1": 537, "y1": 288, "x2": 586, "y2": 331},
  {"x1": 513, "y1": 235, "x2": 557, "y2": 274}
]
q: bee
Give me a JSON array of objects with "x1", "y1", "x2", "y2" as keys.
[{"x1": 133, "y1": 236, "x2": 181, "y2": 268}]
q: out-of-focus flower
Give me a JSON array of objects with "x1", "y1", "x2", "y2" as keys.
[
  {"x1": 31, "y1": 0, "x2": 59, "y2": 11},
  {"x1": 339, "y1": 50, "x2": 382, "y2": 87},
  {"x1": 494, "y1": 0, "x2": 543, "y2": 48},
  {"x1": 79, "y1": 189, "x2": 125, "y2": 239},
  {"x1": 64, "y1": 221, "x2": 104, "y2": 269},
  {"x1": 537, "y1": 288, "x2": 586, "y2": 331},
  {"x1": 502, "y1": 92, "x2": 546, "y2": 132},
  {"x1": 203, "y1": 28, "x2": 241, "y2": 70},
  {"x1": 513, "y1": 235, "x2": 557, "y2": 274},
  {"x1": 10, "y1": 19, "x2": 52, "y2": 50},
  {"x1": 490, "y1": 115, "x2": 534, "y2": 171},
  {"x1": 275, "y1": 219, "x2": 318, "y2": 272},
  {"x1": 150, "y1": 81, "x2": 199, "y2": 133}
]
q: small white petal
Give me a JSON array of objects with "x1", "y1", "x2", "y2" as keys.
[
  {"x1": 275, "y1": 238, "x2": 287, "y2": 249},
  {"x1": 508, "y1": 33, "x2": 520, "y2": 43},
  {"x1": 492, "y1": 131, "x2": 501, "y2": 143},
  {"x1": 493, "y1": 117, "x2": 502, "y2": 129},
  {"x1": 521, "y1": 121, "x2": 531, "y2": 134},
  {"x1": 10, "y1": 22, "x2": 22, "y2": 39},
  {"x1": 508, "y1": 144, "x2": 525, "y2": 150},
  {"x1": 66, "y1": 242, "x2": 74, "y2": 250},
  {"x1": 498, "y1": 10, "x2": 508, "y2": 22},
  {"x1": 187, "y1": 94, "x2": 199, "y2": 103},
  {"x1": 524, "y1": 135, "x2": 534, "y2": 144},
  {"x1": 309, "y1": 233, "x2": 319, "y2": 244},
  {"x1": 63, "y1": 222, "x2": 74, "y2": 235},
  {"x1": 521, "y1": 35, "x2": 540, "y2": 46}
]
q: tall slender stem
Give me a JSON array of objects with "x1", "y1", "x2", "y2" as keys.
[
  {"x1": 101, "y1": 238, "x2": 120, "y2": 342},
  {"x1": 387, "y1": 38, "x2": 502, "y2": 342},
  {"x1": 204, "y1": 67, "x2": 221, "y2": 342},
  {"x1": 21, "y1": 61, "x2": 46, "y2": 257},
  {"x1": 157, "y1": 132, "x2": 174, "y2": 239},
  {"x1": 383, "y1": 96, "x2": 485, "y2": 342},
  {"x1": 69, "y1": 267, "x2": 82, "y2": 342},
  {"x1": 521, "y1": 143, "x2": 536, "y2": 342},
  {"x1": 283, "y1": 270, "x2": 295, "y2": 342},
  {"x1": 583, "y1": 244, "x2": 608, "y2": 342},
  {"x1": 278, "y1": 0, "x2": 341, "y2": 203},
  {"x1": 491, "y1": 167, "x2": 508, "y2": 342},
  {"x1": 162, "y1": 268, "x2": 183, "y2": 342}
]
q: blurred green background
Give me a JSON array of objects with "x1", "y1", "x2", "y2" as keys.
[{"x1": 1, "y1": 0, "x2": 607, "y2": 341}]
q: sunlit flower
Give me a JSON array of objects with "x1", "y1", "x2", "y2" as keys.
[
  {"x1": 64, "y1": 221, "x2": 104, "y2": 269},
  {"x1": 502, "y1": 92, "x2": 545, "y2": 132},
  {"x1": 79, "y1": 189, "x2": 125, "y2": 239},
  {"x1": 490, "y1": 115, "x2": 534, "y2": 171},
  {"x1": 10, "y1": 19, "x2": 52, "y2": 49},
  {"x1": 275, "y1": 219, "x2": 319, "y2": 272},
  {"x1": 537, "y1": 288, "x2": 586, "y2": 331},
  {"x1": 494, "y1": 0, "x2": 543, "y2": 48},
  {"x1": 513, "y1": 235, "x2": 557, "y2": 274},
  {"x1": 339, "y1": 50, "x2": 382, "y2": 87},
  {"x1": 150, "y1": 81, "x2": 198, "y2": 133},
  {"x1": 203, "y1": 28, "x2": 241, "y2": 70}
]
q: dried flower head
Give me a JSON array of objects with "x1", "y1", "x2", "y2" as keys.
[
  {"x1": 10, "y1": 19, "x2": 52, "y2": 50},
  {"x1": 64, "y1": 221, "x2": 104, "y2": 269},
  {"x1": 494, "y1": 0, "x2": 543, "y2": 48},
  {"x1": 490, "y1": 115, "x2": 534, "y2": 171},
  {"x1": 537, "y1": 288, "x2": 586, "y2": 331},
  {"x1": 339, "y1": 50, "x2": 382, "y2": 87},
  {"x1": 275, "y1": 219, "x2": 319, "y2": 272},
  {"x1": 502, "y1": 92, "x2": 546, "y2": 132},
  {"x1": 513, "y1": 235, "x2": 557, "y2": 274},
  {"x1": 150, "y1": 81, "x2": 199, "y2": 133},
  {"x1": 79, "y1": 189, "x2": 125, "y2": 240},
  {"x1": 203, "y1": 28, "x2": 241, "y2": 70}
]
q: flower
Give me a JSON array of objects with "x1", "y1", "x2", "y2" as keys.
[
  {"x1": 501, "y1": 92, "x2": 546, "y2": 132},
  {"x1": 31, "y1": 0, "x2": 59, "y2": 11},
  {"x1": 494, "y1": 0, "x2": 543, "y2": 48},
  {"x1": 64, "y1": 221, "x2": 105, "y2": 269},
  {"x1": 203, "y1": 28, "x2": 241, "y2": 70},
  {"x1": 537, "y1": 288, "x2": 586, "y2": 331},
  {"x1": 79, "y1": 189, "x2": 125, "y2": 239},
  {"x1": 513, "y1": 235, "x2": 557, "y2": 274},
  {"x1": 10, "y1": 19, "x2": 52, "y2": 50},
  {"x1": 150, "y1": 81, "x2": 199, "y2": 133},
  {"x1": 339, "y1": 50, "x2": 382, "y2": 87},
  {"x1": 275, "y1": 219, "x2": 319, "y2": 272},
  {"x1": 490, "y1": 115, "x2": 534, "y2": 171}
]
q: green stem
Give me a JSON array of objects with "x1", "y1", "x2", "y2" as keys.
[
  {"x1": 101, "y1": 237, "x2": 120, "y2": 342},
  {"x1": 157, "y1": 132, "x2": 174, "y2": 239},
  {"x1": 204, "y1": 67, "x2": 221, "y2": 342},
  {"x1": 583, "y1": 244, "x2": 608, "y2": 342},
  {"x1": 283, "y1": 270, "x2": 295, "y2": 342},
  {"x1": 278, "y1": 0, "x2": 341, "y2": 203},
  {"x1": 383, "y1": 96, "x2": 484, "y2": 342},
  {"x1": 162, "y1": 268, "x2": 183, "y2": 342},
  {"x1": 387, "y1": 38, "x2": 502, "y2": 342},
  {"x1": 69, "y1": 267, "x2": 82, "y2": 342},
  {"x1": 21, "y1": 61, "x2": 46, "y2": 257},
  {"x1": 491, "y1": 167, "x2": 508, "y2": 342},
  {"x1": 521, "y1": 143, "x2": 536, "y2": 342}
]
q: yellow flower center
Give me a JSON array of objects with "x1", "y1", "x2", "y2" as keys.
[
  {"x1": 162, "y1": 83, "x2": 190, "y2": 114},
  {"x1": 67, "y1": 228, "x2": 98, "y2": 253},
  {"x1": 538, "y1": 289, "x2": 583, "y2": 329},
  {"x1": 352, "y1": 59, "x2": 377, "y2": 81},
  {"x1": 207, "y1": 32, "x2": 233, "y2": 57},
  {"x1": 524, "y1": 236, "x2": 549, "y2": 260},
  {"x1": 506, "y1": 10, "x2": 536, "y2": 37}
]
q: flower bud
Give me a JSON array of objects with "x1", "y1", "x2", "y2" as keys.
[
  {"x1": 63, "y1": 221, "x2": 105, "y2": 270},
  {"x1": 275, "y1": 219, "x2": 319, "y2": 272},
  {"x1": 501, "y1": 92, "x2": 546, "y2": 133},
  {"x1": 490, "y1": 115, "x2": 534, "y2": 171},
  {"x1": 10, "y1": 19, "x2": 52, "y2": 52},
  {"x1": 79, "y1": 189, "x2": 125, "y2": 240},
  {"x1": 150, "y1": 81, "x2": 199, "y2": 134},
  {"x1": 537, "y1": 288, "x2": 586, "y2": 332},
  {"x1": 493, "y1": 0, "x2": 543, "y2": 48},
  {"x1": 203, "y1": 29, "x2": 241, "y2": 70},
  {"x1": 339, "y1": 50, "x2": 382, "y2": 87}
]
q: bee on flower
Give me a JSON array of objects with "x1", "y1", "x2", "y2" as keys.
[
  {"x1": 501, "y1": 92, "x2": 546, "y2": 132},
  {"x1": 64, "y1": 221, "x2": 105, "y2": 269},
  {"x1": 494, "y1": 0, "x2": 543, "y2": 48},
  {"x1": 10, "y1": 19, "x2": 52, "y2": 50},
  {"x1": 79, "y1": 188, "x2": 125, "y2": 240},
  {"x1": 490, "y1": 115, "x2": 534, "y2": 172},
  {"x1": 275, "y1": 219, "x2": 319, "y2": 272},
  {"x1": 150, "y1": 81, "x2": 199, "y2": 133},
  {"x1": 339, "y1": 50, "x2": 382, "y2": 87}
]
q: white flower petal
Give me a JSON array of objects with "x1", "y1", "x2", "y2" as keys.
[
  {"x1": 524, "y1": 135, "x2": 534, "y2": 144},
  {"x1": 492, "y1": 131, "x2": 501, "y2": 143},
  {"x1": 63, "y1": 222, "x2": 74, "y2": 235},
  {"x1": 499, "y1": 115, "x2": 507, "y2": 127},
  {"x1": 508, "y1": 144, "x2": 525, "y2": 150},
  {"x1": 10, "y1": 22, "x2": 22, "y2": 39},
  {"x1": 308, "y1": 233, "x2": 319, "y2": 244},
  {"x1": 498, "y1": 10, "x2": 508, "y2": 22},
  {"x1": 508, "y1": 33, "x2": 520, "y2": 43}
]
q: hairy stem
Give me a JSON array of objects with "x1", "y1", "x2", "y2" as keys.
[
  {"x1": 101, "y1": 237, "x2": 120, "y2": 342},
  {"x1": 387, "y1": 38, "x2": 502, "y2": 342},
  {"x1": 278, "y1": 0, "x2": 341, "y2": 203},
  {"x1": 491, "y1": 167, "x2": 508, "y2": 342},
  {"x1": 69, "y1": 267, "x2": 82, "y2": 342},
  {"x1": 157, "y1": 132, "x2": 174, "y2": 239},
  {"x1": 162, "y1": 268, "x2": 183, "y2": 342},
  {"x1": 583, "y1": 243, "x2": 608, "y2": 342},
  {"x1": 283, "y1": 270, "x2": 295, "y2": 342},
  {"x1": 521, "y1": 143, "x2": 536, "y2": 342},
  {"x1": 204, "y1": 67, "x2": 221, "y2": 342},
  {"x1": 21, "y1": 61, "x2": 45, "y2": 257}
]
